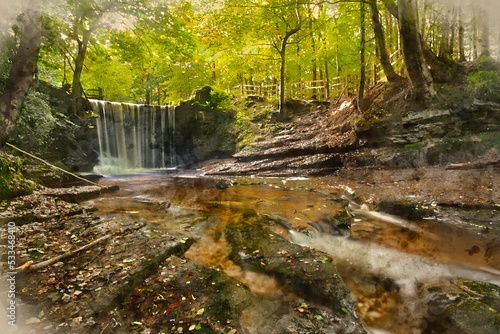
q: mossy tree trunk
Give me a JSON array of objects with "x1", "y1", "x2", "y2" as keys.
[
  {"x1": 0, "y1": 1, "x2": 41, "y2": 149},
  {"x1": 397, "y1": 0, "x2": 436, "y2": 99}
]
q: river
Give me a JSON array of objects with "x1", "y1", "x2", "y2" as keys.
[{"x1": 83, "y1": 172, "x2": 500, "y2": 334}]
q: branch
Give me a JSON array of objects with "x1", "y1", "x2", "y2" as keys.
[
  {"x1": 5, "y1": 143, "x2": 106, "y2": 188},
  {"x1": 15, "y1": 233, "x2": 114, "y2": 274}
]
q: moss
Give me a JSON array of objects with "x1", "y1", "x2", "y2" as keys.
[
  {"x1": 202, "y1": 268, "x2": 251, "y2": 326},
  {"x1": 462, "y1": 281, "x2": 500, "y2": 311},
  {"x1": 0, "y1": 152, "x2": 36, "y2": 200},
  {"x1": 444, "y1": 300, "x2": 500, "y2": 333}
]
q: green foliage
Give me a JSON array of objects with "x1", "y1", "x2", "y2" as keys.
[
  {"x1": 12, "y1": 89, "x2": 78, "y2": 152},
  {"x1": 0, "y1": 34, "x2": 16, "y2": 94},
  {"x1": 13, "y1": 90, "x2": 56, "y2": 149},
  {"x1": 0, "y1": 153, "x2": 35, "y2": 200},
  {"x1": 467, "y1": 71, "x2": 500, "y2": 102},
  {"x1": 208, "y1": 89, "x2": 232, "y2": 109}
]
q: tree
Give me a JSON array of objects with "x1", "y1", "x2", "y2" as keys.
[
  {"x1": 358, "y1": 1, "x2": 366, "y2": 111},
  {"x1": 42, "y1": 0, "x2": 146, "y2": 114},
  {"x1": 457, "y1": 3, "x2": 465, "y2": 61},
  {"x1": 0, "y1": 1, "x2": 41, "y2": 148},
  {"x1": 479, "y1": 7, "x2": 490, "y2": 57},
  {"x1": 270, "y1": 1, "x2": 303, "y2": 117},
  {"x1": 384, "y1": 0, "x2": 435, "y2": 99},
  {"x1": 368, "y1": 0, "x2": 400, "y2": 83}
]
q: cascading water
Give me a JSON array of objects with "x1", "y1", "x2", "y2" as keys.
[{"x1": 90, "y1": 100, "x2": 177, "y2": 175}]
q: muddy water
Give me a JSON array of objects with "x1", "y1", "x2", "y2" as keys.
[{"x1": 84, "y1": 173, "x2": 500, "y2": 334}]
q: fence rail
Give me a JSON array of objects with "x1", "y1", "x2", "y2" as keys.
[
  {"x1": 228, "y1": 50, "x2": 404, "y2": 101},
  {"x1": 85, "y1": 88, "x2": 104, "y2": 100}
]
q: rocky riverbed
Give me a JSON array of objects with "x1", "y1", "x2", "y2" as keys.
[{"x1": 1, "y1": 165, "x2": 499, "y2": 334}]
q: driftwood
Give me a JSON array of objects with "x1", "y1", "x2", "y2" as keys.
[
  {"x1": 15, "y1": 233, "x2": 113, "y2": 274},
  {"x1": 12, "y1": 223, "x2": 146, "y2": 275},
  {"x1": 5, "y1": 143, "x2": 105, "y2": 188}
]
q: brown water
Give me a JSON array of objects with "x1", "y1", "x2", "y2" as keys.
[{"x1": 84, "y1": 173, "x2": 500, "y2": 334}]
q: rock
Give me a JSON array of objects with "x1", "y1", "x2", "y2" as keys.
[
  {"x1": 441, "y1": 300, "x2": 499, "y2": 334},
  {"x1": 224, "y1": 217, "x2": 367, "y2": 333},
  {"x1": 423, "y1": 280, "x2": 500, "y2": 334},
  {"x1": 376, "y1": 199, "x2": 436, "y2": 219}
]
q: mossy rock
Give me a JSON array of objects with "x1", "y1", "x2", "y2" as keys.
[
  {"x1": 0, "y1": 152, "x2": 37, "y2": 200},
  {"x1": 376, "y1": 199, "x2": 435, "y2": 219},
  {"x1": 442, "y1": 300, "x2": 500, "y2": 334},
  {"x1": 462, "y1": 281, "x2": 500, "y2": 311}
]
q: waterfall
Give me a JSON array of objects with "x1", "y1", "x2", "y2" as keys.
[{"x1": 90, "y1": 100, "x2": 177, "y2": 175}]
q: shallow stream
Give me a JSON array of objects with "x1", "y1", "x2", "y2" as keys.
[{"x1": 84, "y1": 173, "x2": 500, "y2": 334}]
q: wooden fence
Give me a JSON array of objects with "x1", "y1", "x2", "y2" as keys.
[
  {"x1": 228, "y1": 49, "x2": 404, "y2": 101},
  {"x1": 85, "y1": 87, "x2": 104, "y2": 100}
]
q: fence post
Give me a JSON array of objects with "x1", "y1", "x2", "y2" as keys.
[
  {"x1": 259, "y1": 83, "x2": 262, "y2": 96},
  {"x1": 345, "y1": 76, "x2": 349, "y2": 96},
  {"x1": 372, "y1": 64, "x2": 377, "y2": 86},
  {"x1": 240, "y1": 83, "x2": 243, "y2": 96}
]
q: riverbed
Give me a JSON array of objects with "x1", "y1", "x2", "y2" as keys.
[{"x1": 83, "y1": 170, "x2": 500, "y2": 333}]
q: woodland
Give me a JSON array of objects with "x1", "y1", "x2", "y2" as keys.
[
  {"x1": 1, "y1": 0, "x2": 500, "y2": 139},
  {"x1": 0, "y1": 0, "x2": 500, "y2": 334}
]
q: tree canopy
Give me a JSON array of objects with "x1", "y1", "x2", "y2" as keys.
[{"x1": 2, "y1": 0, "x2": 500, "y2": 109}]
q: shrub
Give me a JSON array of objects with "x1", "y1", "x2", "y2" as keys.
[{"x1": 467, "y1": 71, "x2": 500, "y2": 102}]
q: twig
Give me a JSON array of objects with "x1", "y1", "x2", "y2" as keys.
[
  {"x1": 5, "y1": 143, "x2": 106, "y2": 188},
  {"x1": 15, "y1": 233, "x2": 114, "y2": 274}
]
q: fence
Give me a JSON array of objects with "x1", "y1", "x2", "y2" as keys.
[
  {"x1": 85, "y1": 87, "x2": 104, "y2": 100},
  {"x1": 228, "y1": 50, "x2": 404, "y2": 101}
]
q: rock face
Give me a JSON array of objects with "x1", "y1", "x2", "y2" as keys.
[
  {"x1": 354, "y1": 99, "x2": 500, "y2": 168},
  {"x1": 224, "y1": 218, "x2": 367, "y2": 334}
]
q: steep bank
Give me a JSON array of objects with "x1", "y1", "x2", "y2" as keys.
[{"x1": 202, "y1": 79, "x2": 499, "y2": 176}]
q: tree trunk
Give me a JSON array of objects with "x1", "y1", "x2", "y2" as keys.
[
  {"x1": 457, "y1": 4, "x2": 466, "y2": 61},
  {"x1": 420, "y1": 0, "x2": 426, "y2": 37},
  {"x1": 277, "y1": 25, "x2": 301, "y2": 118},
  {"x1": 324, "y1": 57, "x2": 330, "y2": 99},
  {"x1": 310, "y1": 15, "x2": 317, "y2": 99},
  {"x1": 358, "y1": 1, "x2": 366, "y2": 112},
  {"x1": 479, "y1": 8, "x2": 490, "y2": 57},
  {"x1": 397, "y1": 0, "x2": 435, "y2": 99},
  {"x1": 279, "y1": 43, "x2": 287, "y2": 117},
  {"x1": 0, "y1": 2, "x2": 41, "y2": 148},
  {"x1": 471, "y1": 1, "x2": 478, "y2": 60},
  {"x1": 448, "y1": 3, "x2": 457, "y2": 56},
  {"x1": 438, "y1": 2, "x2": 451, "y2": 59},
  {"x1": 71, "y1": 28, "x2": 91, "y2": 116},
  {"x1": 368, "y1": 0, "x2": 401, "y2": 82}
]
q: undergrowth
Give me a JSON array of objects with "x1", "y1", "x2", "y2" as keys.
[{"x1": 0, "y1": 153, "x2": 36, "y2": 200}]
